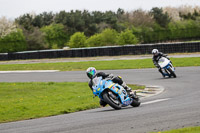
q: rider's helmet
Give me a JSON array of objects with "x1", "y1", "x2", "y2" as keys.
[
  {"x1": 86, "y1": 67, "x2": 97, "y2": 79},
  {"x1": 152, "y1": 49, "x2": 159, "y2": 56}
]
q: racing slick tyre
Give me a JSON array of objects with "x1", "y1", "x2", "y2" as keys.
[
  {"x1": 167, "y1": 67, "x2": 176, "y2": 78},
  {"x1": 130, "y1": 95, "x2": 141, "y2": 107},
  {"x1": 102, "y1": 91, "x2": 122, "y2": 110}
]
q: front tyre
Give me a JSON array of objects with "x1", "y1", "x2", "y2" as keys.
[
  {"x1": 168, "y1": 67, "x2": 176, "y2": 78},
  {"x1": 102, "y1": 91, "x2": 122, "y2": 110}
]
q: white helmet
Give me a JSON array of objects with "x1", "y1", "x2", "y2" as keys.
[{"x1": 152, "y1": 49, "x2": 159, "y2": 55}]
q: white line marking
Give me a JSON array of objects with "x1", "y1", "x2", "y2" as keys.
[
  {"x1": 142, "y1": 98, "x2": 171, "y2": 105},
  {"x1": 0, "y1": 70, "x2": 59, "y2": 73}
]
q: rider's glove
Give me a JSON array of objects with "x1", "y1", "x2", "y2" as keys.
[{"x1": 108, "y1": 74, "x2": 114, "y2": 78}]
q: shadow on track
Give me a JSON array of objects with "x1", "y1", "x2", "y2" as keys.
[{"x1": 92, "y1": 106, "x2": 141, "y2": 113}]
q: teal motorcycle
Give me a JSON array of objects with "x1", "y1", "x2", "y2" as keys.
[{"x1": 92, "y1": 76, "x2": 140, "y2": 110}]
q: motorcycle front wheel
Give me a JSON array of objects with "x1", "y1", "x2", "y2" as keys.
[
  {"x1": 102, "y1": 91, "x2": 122, "y2": 110},
  {"x1": 167, "y1": 67, "x2": 176, "y2": 78}
]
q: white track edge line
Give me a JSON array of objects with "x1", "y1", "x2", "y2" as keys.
[{"x1": 142, "y1": 98, "x2": 171, "y2": 105}]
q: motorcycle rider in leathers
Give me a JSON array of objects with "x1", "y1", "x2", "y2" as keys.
[
  {"x1": 152, "y1": 49, "x2": 171, "y2": 77},
  {"x1": 86, "y1": 67, "x2": 132, "y2": 107}
]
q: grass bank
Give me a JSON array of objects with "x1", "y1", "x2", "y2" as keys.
[
  {"x1": 0, "y1": 57, "x2": 200, "y2": 71},
  {"x1": 0, "y1": 82, "x2": 144, "y2": 123},
  {"x1": 151, "y1": 126, "x2": 200, "y2": 133}
]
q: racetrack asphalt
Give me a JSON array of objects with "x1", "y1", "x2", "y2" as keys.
[{"x1": 0, "y1": 66, "x2": 200, "y2": 133}]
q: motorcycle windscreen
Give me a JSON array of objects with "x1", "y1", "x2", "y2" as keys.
[
  {"x1": 92, "y1": 77, "x2": 102, "y2": 96},
  {"x1": 158, "y1": 57, "x2": 170, "y2": 68}
]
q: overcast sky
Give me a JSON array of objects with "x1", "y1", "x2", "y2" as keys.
[{"x1": 1, "y1": 0, "x2": 200, "y2": 19}]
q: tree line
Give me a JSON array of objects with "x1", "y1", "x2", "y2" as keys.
[{"x1": 1, "y1": 6, "x2": 200, "y2": 53}]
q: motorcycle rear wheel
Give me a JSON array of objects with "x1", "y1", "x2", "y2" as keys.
[
  {"x1": 130, "y1": 96, "x2": 140, "y2": 107},
  {"x1": 102, "y1": 91, "x2": 122, "y2": 110}
]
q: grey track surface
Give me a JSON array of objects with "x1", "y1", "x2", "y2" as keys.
[{"x1": 0, "y1": 67, "x2": 200, "y2": 133}]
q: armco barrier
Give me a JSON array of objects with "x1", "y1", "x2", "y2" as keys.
[{"x1": 0, "y1": 42, "x2": 200, "y2": 61}]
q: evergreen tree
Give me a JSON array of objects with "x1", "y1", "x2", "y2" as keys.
[{"x1": 150, "y1": 7, "x2": 171, "y2": 27}]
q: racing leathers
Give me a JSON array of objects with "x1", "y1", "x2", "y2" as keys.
[{"x1": 152, "y1": 52, "x2": 170, "y2": 77}]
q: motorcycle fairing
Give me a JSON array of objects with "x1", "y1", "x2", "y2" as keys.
[
  {"x1": 108, "y1": 82, "x2": 133, "y2": 106},
  {"x1": 92, "y1": 76, "x2": 133, "y2": 106},
  {"x1": 158, "y1": 57, "x2": 175, "y2": 76}
]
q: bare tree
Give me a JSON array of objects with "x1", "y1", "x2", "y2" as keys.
[
  {"x1": 125, "y1": 9, "x2": 155, "y2": 27},
  {"x1": 163, "y1": 7, "x2": 181, "y2": 21},
  {"x1": 0, "y1": 17, "x2": 17, "y2": 38},
  {"x1": 178, "y1": 5, "x2": 200, "y2": 15},
  {"x1": 164, "y1": 5, "x2": 200, "y2": 21}
]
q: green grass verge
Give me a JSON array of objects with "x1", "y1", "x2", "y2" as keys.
[
  {"x1": 150, "y1": 126, "x2": 200, "y2": 133},
  {"x1": 0, "y1": 82, "x2": 145, "y2": 123},
  {"x1": 0, "y1": 57, "x2": 200, "y2": 71}
]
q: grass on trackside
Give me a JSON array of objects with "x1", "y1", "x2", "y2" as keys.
[
  {"x1": 0, "y1": 57, "x2": 200, "y2": 71},
  {"x1": 0, "y1": 82, "x2": 145, "y2": 123},
  {"x1": 185, "y1": 40, "x2": 200, "y2": 43},
  {"x1": 151, "y1": 126, "x2": 200, "y2": 133}
]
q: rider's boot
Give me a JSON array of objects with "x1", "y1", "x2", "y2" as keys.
[
  {"x1": 99, "y1": 99, "x2": 107, "y2": 107},
  {"x1": 121, "y1": 82, "x2": 132, "y2": 96},
  {"x1": 122, "y1": 82, "x2": 139, "y2": 99}
]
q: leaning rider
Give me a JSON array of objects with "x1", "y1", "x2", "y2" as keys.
[
  {"x1": 86, "y1": 67, "x2": 132, "y2": 107},
  {"x1": 152, "y1": 49, "x2": 171, "y2": 77}
]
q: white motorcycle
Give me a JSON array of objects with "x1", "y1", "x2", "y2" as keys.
[{"x1": 158, "y1": 57, "x2": 176, "y2": 78}]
